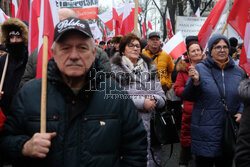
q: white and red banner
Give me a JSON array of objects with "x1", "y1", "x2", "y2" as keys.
[
  {"x1": 89, "y1": 23, "x2": 103, "y2": 40},
  {"x1": 162, "y1": 31, "x2": 187, "y2": 60},
  {"x1": 0, "y1": 8, "x2": 9, "y2": 24},
  {"x1": 11, "y1": 0, "x2": 18, "y2": 17},
  {"x1": 198, "y1": 0, "x2": 229, "y2": 49},
  {"x1": 166, "y1": 8, "x2": 174, "y2": 39},
  {"x1": 36, "y1": 0, "x2": 59, "y2": 78},
  {"x1": 55, "y1": 0, "x2": 99, "y2": 19},
  {"x1": 194, "y1": 8, "x2": 200, "y2": 17}
]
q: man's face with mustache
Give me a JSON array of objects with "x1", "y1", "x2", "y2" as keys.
[{"x1": 53, "y1": 31, "x2": 96, "y2": 78}]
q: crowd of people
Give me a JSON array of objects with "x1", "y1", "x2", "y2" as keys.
[{"x1": 0, "y1": 7, "x2": 249, "y2": 167}]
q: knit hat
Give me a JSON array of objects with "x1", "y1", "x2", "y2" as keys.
[{"x1": 207, "y1": 34, "x2": 230, "y2": 54}]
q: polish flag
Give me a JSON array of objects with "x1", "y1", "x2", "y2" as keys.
[
  {"x1": 239, "y1": 23, "x2": 250, "y2": 76},
  {"x1": 198, "y1": 0, "x2": 229, "y2": 49},
  {"x1": 167, "y1": 8, "x2": 174, "y2": 39},
  {"x1": 194, "y1": 8, "x2": 200, "y2": 17},
  {"x1": 98, "y1": 11, "x2": 113, "y2": 31},
  {"x1": 162, "y1": 31, "x2": 187, "y2": 60},
  {"x1": 112, "y1": 0, "x2": 120, "y2": 35},
  {"x1": 120, "y1": 1, "x2": 142, "y2": 35},
  {"x1": 29, "y1": 0, "x2": 41, "y2": 55},
  {"x1": 227, "y1": 0, "x2": 249, "y2": 39},
  {"x1": 11, "y1": 0, "x2": 18, "y2": 17},
  {"x1": 0, "y1": 9, "x2": 9, "y2": 24},
  {"x1": 16, "y1": 0, "x2": 29, "y2": 23},
  {"x1": 36, "y1": 0, "x2": 59, "y2": 78}
]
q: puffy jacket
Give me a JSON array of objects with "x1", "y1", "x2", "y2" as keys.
[
  {"x1": 183, "y1": 55, "x2": 244, "y2": 157},
  {"x1": 142, "y1": 48, "x2": 174, "y2": 91},
  {"x1": 174, "y1": 59, "x2": 193, "y2": 147},
  {"x1": 0, "y1": 58, "x2": 147, "y2": 167}
]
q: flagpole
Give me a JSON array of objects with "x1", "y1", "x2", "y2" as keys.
[
  {"x1": 0, "y1": 54, "x2": 8, "y2": 92},
  {"x1": 134, "y1": 0, "x2": 139, "y2": 35},
  {"x1": 40, "y1": 36, "x2": 48, "y2": 133},
  {"x1": 221, "y1": 22, "x2": 228, "y2": 35}
]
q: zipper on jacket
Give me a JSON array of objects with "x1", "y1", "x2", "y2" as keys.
[
  {"x1": 222, "y1": 70, "x2": 226, "y2": 97},
  {"x1": 84, "y1": 114, "x2": 119, "y2": 121}
]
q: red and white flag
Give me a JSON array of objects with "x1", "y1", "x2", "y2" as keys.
[
  {"x1": 16, "y1": 0, "x2": 29, "y2": 23},
  {"x1": 198, "y1": 0, "x2": 229, "y2": 49},
  {"x1": 162, "y1": 31, "x2": 187, "y2": 60},
  {"x1": 148, "y1": 21, "x2": 153, "y2": 30},
  {"x1": 28, "y1": 0, "x2": 41, "y2": 55},
  {"x1": 194, "y1": 8, "x2": 200, "y2": 17},
  {"x1": 36, "y1": 0, "x2": 59, "y2": 78},
  {"x1": 239, "y1": 23, "x2": 250, "y2": 76},
  {"x1": 11, "y1": 0, "x2": 18, "y2": 17},
  {"x1": 0, "y1": 8, "x2": 9, "y2": 24},
  {"x1": 167, "y1": 8, "x2": 174, "y2": 39},
  {"x1": 98, "y1": 11, "x2": 113, "y2": 31},
  {"x1": 112, "y1": 0, "x2": 121, "y2": 35}
]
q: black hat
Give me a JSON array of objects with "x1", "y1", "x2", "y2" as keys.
[
  {"x1": 185, "y1": 36, "x2": 199, "y2": 45},
  {"x1": 148, "y1": 32, "x2": 160, "y2": 39},
  {"x1": 54, "y1": 17, "x2": 93, "y2": 42},
  {"x1": 229, "y1": 37, "x2": 238, "y2": 47}
]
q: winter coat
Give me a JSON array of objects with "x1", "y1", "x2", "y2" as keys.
[
  {"x1": 0, "y1": 58, "x2": 147, "y2": 167},
  {"x1": 235, "y1": 79, "x2": 250, "y2": 167},
  {"x1": 183, "y1": 55, "x2": 244, "y2": 157},
  {"x1": 142, "y1": 47, "x2": 175, "y2": 91},
  {"x1": 0, "y1": 18, "x2": 28, "y2": 115},
  {"x1": 111, "y1": 53, "x2": 166, "y2": 167},
  {"x1": 174, "y1": 59, "x2": 194, "y2": 147}
]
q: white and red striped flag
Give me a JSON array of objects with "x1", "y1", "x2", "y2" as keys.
[
  {"x1": 194, "y1": 8, "x2": 200, "y2": 17},
  {"x1": 11, "y1": 0, "x2": 18, "y2": 17},
  {"x1": 28, "y1": 0, "x2": 41, "y2": 55},
  {"x1": 162, "y1": 31, "x2": 187, "y2": 60},
  {"x1": 167, "y1": 8, "x2": 174, "y2": 39},
  {"x1": 36, "y1": 0, "x2": 59, "y2": 78},
  {"x1": 198, "y1": 0, "x2": 229, "y2": 49},
  {"x1": 98, "y1": 11, "x2": 113, "y2": 31},
  {"x1": 16, "y1": 0, "x2": 29, "y2": 23},
  {"x1": 148, "y1": 21, "x2": 153, "y2": 30},
  {"x1": 0, "y1": 8, "x2": 9, "y2": 24}
]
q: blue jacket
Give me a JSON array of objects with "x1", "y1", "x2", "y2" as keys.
[{"x1": 183, "y1": 55, "x2": 244, "y2": 157}]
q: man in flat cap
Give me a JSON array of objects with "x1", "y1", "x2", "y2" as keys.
[{"x1": 0, "y1": 18, "x2": 147, "y2": 167}]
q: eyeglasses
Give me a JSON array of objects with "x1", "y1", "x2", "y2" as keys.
[
  {"x1": 127, "y1": 43, "x2": 140, "y2": 49},
  {"x1": 213, "y1": 45, "x2": 229, "y2": 51}
]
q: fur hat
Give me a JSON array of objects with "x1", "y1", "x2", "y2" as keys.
[
  {"x1": 1, "y1": 18, "x2": 28, "y2": 46},
  {"x1": 207, "y1": 34, "x2": 230, "y2": 54}
]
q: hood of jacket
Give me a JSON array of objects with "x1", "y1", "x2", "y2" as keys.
[
  {"x1": 238, "y1": 79, "x2": 250, "y2": 102},
  {"x1": 1, "y1": 18, "x2": 28, "y2": 47}
]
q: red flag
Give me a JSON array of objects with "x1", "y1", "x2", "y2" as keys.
[
  {"x1": 29, "y1": 0, "x2": 41, "y2": 55},
  {"x1": 167, "y1": 8, "x2": 174, "y2": 39},
  {"x1": 36, "y1": 0, "x2": 59, "y2": 78},
  {"x1": 239, "y1": 22, "x2": 250, "y2": 76},
  {"x1": 198, "y1": 0, "x2": 229, "y2": 49},
  {"x1": 0, "y1": 9, "x2": 9, "y2": 24},
  {"x1": 142, "y1": 21, "x2": 146, "y2": 39},
  {"x1": 11, "y1": 0, "x2": 18, "y2": 17},
  {"x1": 148, "y1": 21, "x2": 153, "y2": 30},
  {"x1": 227, "y1": 0, "x2": 249, "y2": 39},
  {"x1": 98, "y1": 11, "x2": 113, "y2": 31},
  {"x1": 112, "y1": 0, "x2": 120, "y2": 35},
  {"x1": 16, "y1": 0, "x2": 29, "y2": 23},
  {"x1": 0, "y1": 108, "x2": 6, "y2": 131}
]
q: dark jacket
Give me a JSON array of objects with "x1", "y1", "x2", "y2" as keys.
[
  {"x1": 235, "y1": 79, "x2": 250, "y2": 167},
  {"x1": 0, "y1": 58, "x2": 147, "y2": 167},
  {"x1": 0, "y1": 18, "x2": 28, "y2": 115},
  {"x1": 183, "y1": 55, "x2": 244, "y2": 157}
]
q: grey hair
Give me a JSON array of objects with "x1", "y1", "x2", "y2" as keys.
[{"x1": 51, "y1": 37, "x2": 96, "y2": 51}]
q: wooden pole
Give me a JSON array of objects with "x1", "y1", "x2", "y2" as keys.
[
  {"x1": 221, "y1": 23, "x2": 228, "y2": 35},
  {"x1": 0, "y1": 54, "x2": 8, "y2": 92},
  {"x1": 40, "y1": 36, "x2": 48, "y2": 133},
  {"x1": 134, "y1": 0, "x2": 139, "y2": 36}
]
